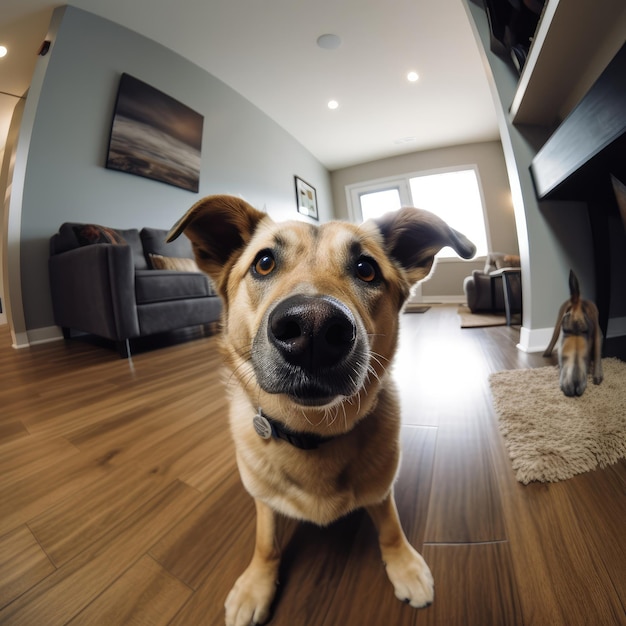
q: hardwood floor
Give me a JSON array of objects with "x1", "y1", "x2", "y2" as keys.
[{"x1": 0, "y1": 306, "x2": 624, "y2": 625}]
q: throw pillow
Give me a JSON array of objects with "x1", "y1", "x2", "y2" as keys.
[
  {"x1": 73, "y1": 224, "x2": 126, "y2": 246},
  {"x1": 149, "y1": 253, "x2": 200, "y2": 272},
  {"x1": 499, "y1": 254, "x2": 521, "y2": 268}
]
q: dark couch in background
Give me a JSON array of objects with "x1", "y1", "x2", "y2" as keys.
[
  {"x1": 49, "y1": 223, "x2": 221, "y2": 357},
  {"x1": 463, "y1": 252, "x2": 522, "y2": 323}
]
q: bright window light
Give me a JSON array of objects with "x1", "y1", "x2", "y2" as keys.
[
  {"x1": 352, "y1": 168, "x2": 488, "y2": 259},
  {"x1": 409, "y1": 169, "x2": 487, "y2": 258},
  {"x1": 360, "y1": 188, "x2": 402, "y2": 221}
]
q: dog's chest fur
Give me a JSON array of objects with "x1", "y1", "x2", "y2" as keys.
[{"x1": 228, "y1": 386, "x2": 402, "y2": 526}]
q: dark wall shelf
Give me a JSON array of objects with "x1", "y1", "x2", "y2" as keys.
[
  {"x1": 530, "y1": 42, "x2": 626, "y2": 350},
  {"x1": 530, "y1": 43, "x2": 626, "y2": 202}
]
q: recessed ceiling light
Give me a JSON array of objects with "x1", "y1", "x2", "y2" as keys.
[
  {"x1": 317, "y1": 34, "x2": 342, "y2": 50},
  {"x1": 327, "y1": 100, "x2": 339, "y2": 110},
  {"x1": 407, "y1": 71, "x2": 419, "y2": 82},
  {"x1": 0, "y1": 46, "x2": 8, "y2": 58}
]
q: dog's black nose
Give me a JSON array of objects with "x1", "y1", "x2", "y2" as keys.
[{"x1": 268, "y1": 295, "x2": 357, "y2": 371}]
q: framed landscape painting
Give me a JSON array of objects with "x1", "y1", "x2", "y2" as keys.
[{"x1": 106, "y1": 73, "x2": 204, "y2": 192}]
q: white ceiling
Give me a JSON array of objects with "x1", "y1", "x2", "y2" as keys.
[{"x1": 0, "y1": 0, "x2": 499, "y2": 171}]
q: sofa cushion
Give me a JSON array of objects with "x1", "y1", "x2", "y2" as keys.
[
  {"x1": 498, "y1": 254, "x2": 521, "y2": 269},
  {"x1": 148, "y1": 253, "x2": 199, "y2": 272},
  {"x1": 147, "y1": 255, "x2": 217, "y2": 294},
  {"x1": 140, "y1": 227, "x2": 194, "y2": 262},
  {"x1": 73, "y1": 224, "x2": 126, "y2": 246},
  {"x1": 119, "y1": 229, "x2": 148, "y2": 270},
  {"x1": 135, "y1": 269, "x2": 215, "y2": 304},
  {"x1": 137, "y1": 298, "x2": 222, "y2": 336},
  {"x1": 52, "y1": 222, "x2": 105, "y2": 254},
  {"x1": 51, "y1": 223, "x2": 147, "y2": 270},
  {"x1": 484, "y1": 252, "x2": 521, "y2": 273}
]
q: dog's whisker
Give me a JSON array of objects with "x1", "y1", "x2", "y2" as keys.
[
  {"x1": 348, "y1": 373, "x2": 357, "y2": 389},
  {"x1": 353, "y1": 355, "x2": 381, "y2": 387},
  {"x1": 326, "y1": 406, "x2": 339, "y2": 428},
  {"x1": 301, "y1": 409, "x2": 315, "y2": 427},
  {"x1": 312, "y1": 412, "x2": 325, "y2": 428},
  {"x1": 325, "y1": 406, "x2": 338, "y2": 428},
  {"x1": 366, "y1": 364, "x2": 382, "y2": 384},
  {"x1": 230, "y1": 362, "x2": 256, "y2": 389},
  {"x1": 369, "y1": 350, "x2": 390, "y2": 369},
  {"x1": 226, "y1": 345, "x2": 255, "y2": 385}
]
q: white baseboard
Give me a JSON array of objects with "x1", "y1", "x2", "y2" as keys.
[
  {"x1": 11, "y1": 330, "x2": 30, "y2": 349},
  {"x1": 517, "y1": 326, "x2": 554, "y2": 354},
  {"x1": 26, "y1": 326, "x2": 63, "y2": 346}
]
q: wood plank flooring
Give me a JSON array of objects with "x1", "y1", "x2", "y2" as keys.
[{"x1": 0, "y1": 306, "x2": 624, "y2": 625}]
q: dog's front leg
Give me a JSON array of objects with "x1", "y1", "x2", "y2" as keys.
[
  {"x1": 367, "y1": 491, "x2": 434, "y2": 608},
  {"x1": 225, "y1": 498, "x2": 280, "y2": 626}
]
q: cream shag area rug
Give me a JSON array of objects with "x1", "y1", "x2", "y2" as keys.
[{"x1": 489, "y1": 358, "x2": 626, "y2": 484}]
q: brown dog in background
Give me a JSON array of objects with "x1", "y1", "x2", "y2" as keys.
[
  {"x1": 168, "y1": 195, "x2": 475, "y2": 626},
  {"x1": 544, "y1": 270, "x2": 603, "y2": 397}
]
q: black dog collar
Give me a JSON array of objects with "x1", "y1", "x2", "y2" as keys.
[{"x1": 253, "y1": 408, "x2": 333, "y2": 450}]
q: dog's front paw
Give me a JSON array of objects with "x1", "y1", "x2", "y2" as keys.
[
  {"x1": 384, "y1": 543, "x2": 434, "y2": 609},
  {"x1": 225, "y1": 569, "x2": 277, "y2": 626}
]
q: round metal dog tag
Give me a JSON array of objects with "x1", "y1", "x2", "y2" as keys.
[{"x1": 253, "y1": 412, "x2": 272, "y2": 439}]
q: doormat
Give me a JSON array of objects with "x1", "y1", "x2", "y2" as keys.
[
  {"x1": 458, "y1": 305, "x2": 506, "y2": 327},
  {"x1": 404, "y1": 304, "x2": 431, "y2": 314}
]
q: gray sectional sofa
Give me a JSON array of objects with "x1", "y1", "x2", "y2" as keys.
[{"x1": 49, "y1": 223, "x2": 221, "y2": 357}]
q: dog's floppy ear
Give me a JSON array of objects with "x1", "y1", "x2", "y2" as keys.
[
  {"x1": 369, "y1": 207, "x2": 476, "y2": 283},
  {"x1": 167, "y1": 195, "x2": 269, "y2": 282}
]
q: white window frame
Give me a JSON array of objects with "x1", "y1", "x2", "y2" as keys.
[
  {"x1": 345, "y1": 165, "x2": 492, "y2": 262},
  {"x1": 347, "y1": 178, "x2": 411, "y2": 223}
]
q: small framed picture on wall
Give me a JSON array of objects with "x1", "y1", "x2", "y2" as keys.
[{"x1": 295, "y1": 176, "x2": 318, "y2": 220}]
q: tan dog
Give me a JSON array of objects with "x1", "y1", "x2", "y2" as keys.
[
  {"x1": 544, "y1": 270, "x2": 603, "y2": 397},
  {"x1": 168, "y1": 195, "x2": 476, "y2": 625}
]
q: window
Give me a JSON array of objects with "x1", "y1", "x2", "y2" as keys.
[
  {"x1": 359, "y1": 188, "x2": 402, "y2": 221},
  {"x1": 348, "y1": 167, "x2": 489, "y2": 259}
]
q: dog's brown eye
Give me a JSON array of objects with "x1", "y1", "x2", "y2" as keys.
[
  {"x1": 355, "y1": 257, "x2": 379, "y2": 283},
  {"x1": 253, "y1": 251, "x2": 276, "y2": 277}
]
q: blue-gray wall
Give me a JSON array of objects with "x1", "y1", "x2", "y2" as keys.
[{"x1": 17, "y1": 5, "x2": 332, "y2": 335}]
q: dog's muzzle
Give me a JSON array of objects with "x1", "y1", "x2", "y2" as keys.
[{"x1": 252, "y1": 294, "x2": 368, "y2": 405}]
